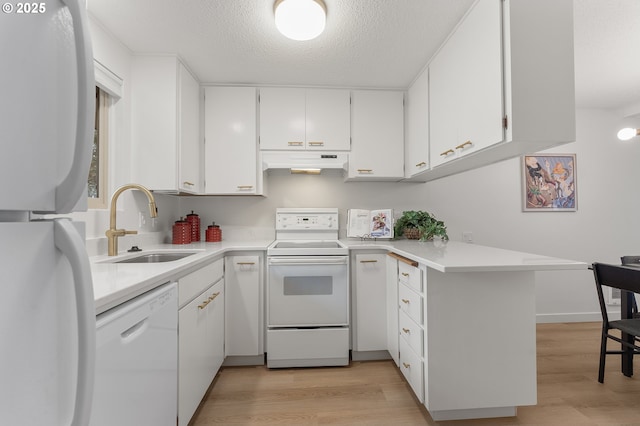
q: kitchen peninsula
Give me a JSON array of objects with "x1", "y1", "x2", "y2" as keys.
[
  {"x1": 347, "y1": 239, "x2": 587, "y2": 421},
  {"x1": 90, "y1": 238, "x2": 586, "y2": 423}
]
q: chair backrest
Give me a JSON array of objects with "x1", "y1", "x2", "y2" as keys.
[
  {"x1": 592, "y1": 262, "x2": 640, "y2": 325},
  {"x1": 621, "y1": 256, "x2": 640, "y2": 266}
]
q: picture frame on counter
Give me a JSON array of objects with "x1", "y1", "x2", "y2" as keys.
[{"x1": 522, "y1": 153, "x2": 577, "y2": 212}]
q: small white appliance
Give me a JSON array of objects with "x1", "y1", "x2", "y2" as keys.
[
  {"x1": 0, "y1": 1, "x2": 96, "y2": 424},
  {"x1": 266, "y1": 208, "x2": 350, "y2": 368}
]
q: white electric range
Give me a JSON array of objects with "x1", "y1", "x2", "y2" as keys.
[{"x1": 266, "y1": 208, "x2": 350, "y2": 368}]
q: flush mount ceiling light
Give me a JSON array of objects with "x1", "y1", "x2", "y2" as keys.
[
  {"x1": 617, "y1": 127, "x2": 640, "y2": 141},
  {"x1": 274, "y1": 0, "x2": 326, "y2": 41}
]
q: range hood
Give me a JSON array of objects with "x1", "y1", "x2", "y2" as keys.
[{"x1": 262, "y1": 151, "x2": 348, "y2": 173}]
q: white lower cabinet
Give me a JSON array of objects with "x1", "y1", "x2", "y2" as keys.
[
  {"x1": 400, "y1": 336, "x2": 425, "y2": 402},
  {"x1": 387, "y1": 253, "x2": 426, "y2": 403},
  {"x1": 178, "y1": 260, "x2": 225, "y2": 426},
  {"x1": 386, "y1": 254, "x2": 399, "y2": 366},
  {"x1": 224, "y1": 255, "x2": 263, "y2": 362},
  {"x1": 352, "y1": 253, "x2": 387, "y2": 355}
]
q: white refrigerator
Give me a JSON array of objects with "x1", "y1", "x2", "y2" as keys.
[{"x1": 0, "y1": 1, "x2": 97, "y2": 425}]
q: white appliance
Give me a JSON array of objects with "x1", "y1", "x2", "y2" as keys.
[
  {"x1": 0, "y1": 1, "x2": 96, "y2": 425},
  {"x1": 90, "y1": 282, "x2": 178, "y2": 426},
  {"x1": 266, "y1": 208, "x2": 350, "y2": 368}
]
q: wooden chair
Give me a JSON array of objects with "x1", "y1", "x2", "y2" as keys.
[
  {"x1": 592, "y1": 262, "x2": 640, "y2": 383},
  {"x1": 621, "y1": 256, "x2": 640, "y2": 318}
]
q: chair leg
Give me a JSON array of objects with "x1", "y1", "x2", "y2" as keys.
[{"x1": 598, "y1": 327, "x2": 608, "y2": 383}]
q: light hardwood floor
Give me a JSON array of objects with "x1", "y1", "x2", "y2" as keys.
[{"x1": 191, "y1": 322, "x2": 640, "y2": 425}]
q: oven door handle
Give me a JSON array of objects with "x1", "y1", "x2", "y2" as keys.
[{"x1": 268, "y1": 257, "x2": 348, "y2": 266}]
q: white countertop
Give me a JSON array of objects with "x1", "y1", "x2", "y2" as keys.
[
  {"x1": 91, "y1": 238, "x2": 587, "y2": 315},
  {"x1": 90, "y1": 240, "x2": 273, "y2": 314},
  {"x1": 342, "y1": 239, "x2": 588, "y2": 273}
]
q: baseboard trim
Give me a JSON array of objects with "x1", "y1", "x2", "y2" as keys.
[{"x1": 536, "y1": 312, "x2": 602, "y2": 323}]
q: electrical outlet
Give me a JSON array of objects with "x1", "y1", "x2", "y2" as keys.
[
  {"x1": 462, "y1": 231, "x2": 473, "y2": 243},
  {"x1": 139, "y1": 211, "x2": 146, "y2": 227}
]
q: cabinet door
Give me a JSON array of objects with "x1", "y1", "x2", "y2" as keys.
[
  {"x1": 429, "y1": 0, "x2": 503, "y2": 167},
  {"x1": 354, "y1": 253, "x2": 387, "y2": 351},
  {"x1": 455, "y1": 0, "x2": 503, "y2": 156},
  {"x1": 305, "y1": 89, "x2": 351, "y2": 150},
  {"x1": 405, "y1": 69, "x2": 429, "y2": 177},
  {"x1": 178, "y1": 279, "x2": 224, "y2": 426},
  {"x1": 207, "y1": 280, "x2": 225, "y2": 377},
  {"x1": 349, "y1": 90, "x2": 405, "y2": 180},
  {"x1": 178, "y1": 63, "x2": 201, "y2": 193},
  {"x1": 225, "y1": 256, "x2": 261, "y2": 356},
  {"x1": 259, "y1": 88, "x2": 305, "y2": 150},
  {"x1": 429, "y1": 42, "x2": 460, "y2": 167},
  {"x1": 204, "y1": 87, "x2": 259, "y2": 194},
  {"x1": 178, "y1": 286, "x2": 210, "y2": 426},
  {"x1": 386, "y1": 255, "x2": 399, "y2": 366},
  {"x1": 131, "y1": 56, "x2": 178, "y2": 190}
]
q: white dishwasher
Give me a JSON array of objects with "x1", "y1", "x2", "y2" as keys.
[{"x1": 90, "y1": 282, "x2": 178, "y2": 426}]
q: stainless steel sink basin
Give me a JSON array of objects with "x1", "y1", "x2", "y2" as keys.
[{"x1": 111, "y1": 252, "x2": 199, "y2": 264}]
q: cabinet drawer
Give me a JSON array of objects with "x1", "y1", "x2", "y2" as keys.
[
  {"x1": 399, "y1": 309, "x2": 423, "y2": 357},
  {"x1": 179, "y1": 258, "x2": 224, "y2": 307},
  {"x1": 399, "y1": 337, "x2": 424, "y2": 403},
  {"x1": 398, "y1": 262, "x2": 422, "y2": 293},
  {"x1": 399, "y1": 283, "x2": 423, "y2": 325}
]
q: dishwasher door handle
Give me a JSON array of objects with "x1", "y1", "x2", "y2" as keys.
[{"x1": 120, "y1": 318, "x2": 149, "y2": 342}]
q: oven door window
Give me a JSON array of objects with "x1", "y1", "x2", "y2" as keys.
[
  {"x1": 283, "y1": 276, "x2": 333, "y2": 295},
  {"x1": 268, "y1": 260, "x2": 348, "y2": 327}
]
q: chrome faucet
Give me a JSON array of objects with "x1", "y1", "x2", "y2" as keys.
[{"x1": 106, "y1": 184, "x2": 158, "y2": 256}]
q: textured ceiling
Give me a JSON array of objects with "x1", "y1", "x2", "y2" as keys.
[
  {"x1": 573, "y1": 0, "x2": 640, "y2": 111},
  {"x1": 87, "y1": 0, "x2": 640, "y2": 112}
]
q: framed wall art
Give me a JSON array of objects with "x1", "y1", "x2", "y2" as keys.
[{"x1": 522, "y1": 154, "x2": 577, "y2": 212}]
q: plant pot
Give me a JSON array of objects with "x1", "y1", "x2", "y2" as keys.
[{"x1": 403, "y1": 227, "x2": 421, "y2": 240}]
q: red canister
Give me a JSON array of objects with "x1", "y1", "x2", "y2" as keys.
[
  {"x1": 186, "y1": 211, "x2": 200, "y2": 242},
  {"x1": 205, "y1": 222, "x2": 222, "y2": 242},
  {"x1": 172, "y1": 217, "x2": 192, "y2": 244}
]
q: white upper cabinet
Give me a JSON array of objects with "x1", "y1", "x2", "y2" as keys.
[
  {"x1": 305, "y1": 89, "x2": 351, "y2": 150},
  {"x1": 422, "y1": 0, "x2": 575, "y2": 181},
  {"x1": 204, "y1": 87, "x2": 263, "y2": 195},
  {"x1": 405, "y1": 69, "x2": 430, "y2": 178},
  {"x1": 131, "y1": 56, "x2": 201, "y2": 193},
  {"x1": 348, "y1": 90, "x2": 405, "y2": 181},
  {"x1": 429, "y1": 0, "x2": 503, "y2": 169},
  {"x1": 259, "y1": 88, "x2": 350, "y2": 151}
]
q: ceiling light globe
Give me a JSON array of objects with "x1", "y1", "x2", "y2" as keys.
[
  {"x1": 617, "y1": 127, "x2": 639, "y2": 141},
  {"x1": 275, "y1": 0, "x2": 326, "y2": 41}
]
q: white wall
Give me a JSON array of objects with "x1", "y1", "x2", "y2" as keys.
[{"x1": 178, "y1": 108, "x2": 640, "y2": 322}]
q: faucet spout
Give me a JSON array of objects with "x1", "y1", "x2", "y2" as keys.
[{"x1": 106, "y1": 183, "x2": 158, "y2": 256}]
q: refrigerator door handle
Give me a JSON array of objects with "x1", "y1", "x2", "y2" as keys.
[
  {"x1": 54, "y1": 219, "x2": 96, "y2": 426},
  {"x1": 54, "y1": 0, "x2": 95, "y2": 214}
]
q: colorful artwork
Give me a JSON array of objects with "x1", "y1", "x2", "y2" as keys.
[{"x1": 522, "y1": 154, "x2": 576, "y2": 211}]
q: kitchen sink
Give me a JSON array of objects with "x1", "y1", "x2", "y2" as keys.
[{"x1": 106, "y1": 252, "x2": 200, "y2": 264}]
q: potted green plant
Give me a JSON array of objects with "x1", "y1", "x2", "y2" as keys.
[{"x1": 394, "y1": 210, "x2": 449, "y2": 242}]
